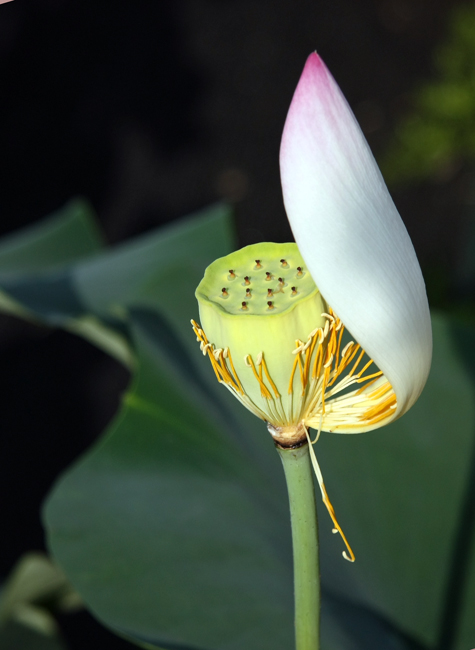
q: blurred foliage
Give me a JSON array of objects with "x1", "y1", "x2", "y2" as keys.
[
  {"x1": 0, "y1": 552, "x2": 80, "y2": 650},
  {"x1": 381, "y1": 3, "x2": 475, "y2": 186}
]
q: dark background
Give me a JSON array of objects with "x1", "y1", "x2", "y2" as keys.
[{"x1": 0, "y1": 0, "x2": 467, "y2": 647}]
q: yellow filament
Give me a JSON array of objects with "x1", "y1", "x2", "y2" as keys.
[
  {"x1": 297, "y1": 349, "x2": 305, "y2": 393},
  {"x1": 312, "y1": 343, "x2": 324, "y2": 379},
  {"x1": 226, "y1": 348, "x2": 244, "y2": 394},
  {"x1": 355, "y1": 376, "x2": 380, "y2": 395},
  {"x1": 247, "y1": 355, "x2": 273, "y2": 399},
  {"x1": 335, "y1": 325, "x2": 344, "y2": 368},
  {"x1": 304, "y1": 426, "x2": 355, "y2": 563},
  {"x1": 358, "y1": 358, "x2": 374, "y2": 377},
  {"x1": 356, "y1": 370, "x2": 383, "y2": 384},
  {"x1": 288, "y1": 354, "x2": 300, "y2": 395},
  {"x1": 348, "y1": 348, "x2": 366, "y2": 377},
  {"x1": 367, "y1": 380, "x2": 393, "y2": 401},
  {"x1": 304, "y1": 331, "x2": 319, "y2": 384},
  {"x1": 261, "y1": 356, "x2": 281, "y2": 398},
  {"x1": 340, "y1": 344, "x2": 361, "y2": 374},
  {"x1": 216, "y1": 351, "x2": 240, "y2": 392},
  {"x1": 363, "y1": 393, "x2": 397, "y2": 421}
]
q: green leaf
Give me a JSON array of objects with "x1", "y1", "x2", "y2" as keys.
[
  {"x1": 73, "y1": 202, "x2": 235, "y2": 335},
  {"x1": 321, "y1": 590, "x2": 423, "y2": 650},
  {"x1": 0, "y1": 203, "x2": 233, "y2": 369},
  {"x1": 0, "y1": 622, "x2": 67, "y2": 650},
  {"x1": 0, "y1": 199, "x2": 103, "y2": 275}
]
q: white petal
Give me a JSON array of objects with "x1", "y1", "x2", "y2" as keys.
[{"x1": 280, "y1": 53, "x2": 432, "y2": 421}]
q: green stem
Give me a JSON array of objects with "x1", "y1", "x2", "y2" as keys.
[{"x1": 277, "y1": 443, "x2": 320, "y2": 650}]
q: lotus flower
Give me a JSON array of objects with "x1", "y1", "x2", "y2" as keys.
[{"x1": 192, "y1": 53, "x2": 432, "y2": 560}]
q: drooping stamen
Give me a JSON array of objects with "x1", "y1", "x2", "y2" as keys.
[{"x1": 304, "y1": 425, "x2": 355, "y2": 563}]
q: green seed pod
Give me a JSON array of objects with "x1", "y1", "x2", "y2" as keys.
[{"x1": 194, "y1": 242, "x2": 327, "y2": 429}]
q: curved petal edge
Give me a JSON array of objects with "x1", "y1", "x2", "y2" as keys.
[{"x1": 280, "y1": 53, "x2": 432, "y2": 423}]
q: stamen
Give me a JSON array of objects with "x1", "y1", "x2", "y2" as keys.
[
  {"x1": 358, "y1": 358, "x2": 374, "y2": 377},
  {"x1": 246, "y1": 354, "x2": 273, "y2": 399},
  {"x1": 261, "y1": 355, "x2": 280, "y2": 398},
  {"x1": 357, "y1": 370, "x2": 383, "y2": 384},
  {"x1": 304, "y1": 425, "x2": 355, "y2": 563},
  {"x1": 226, "y1": 348, "x2": 244, "y2": 394},
  {"x1": 341, "y1": 341, "x2": 354, "y2": 358},
  {"x1": 312, "y1": 343, "x2": 324, "y2": 379},
  {"x1": 323, "y1": 352, "x2": 334, "y2": 368},
  {"x1": 288, "y1": 354, "x2": 300, "y2": 394},
  {"x1": 348, "y1": 349, "x2": 366, "y2": 377}
]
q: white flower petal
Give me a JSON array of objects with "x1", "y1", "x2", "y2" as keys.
[{"x1": 280, "y1": 53, "x2": 432, "y2": 422}]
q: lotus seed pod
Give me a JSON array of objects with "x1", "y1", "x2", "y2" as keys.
[{"x1": 194, "y1": 242, "x2": 326, "y2": 425}]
